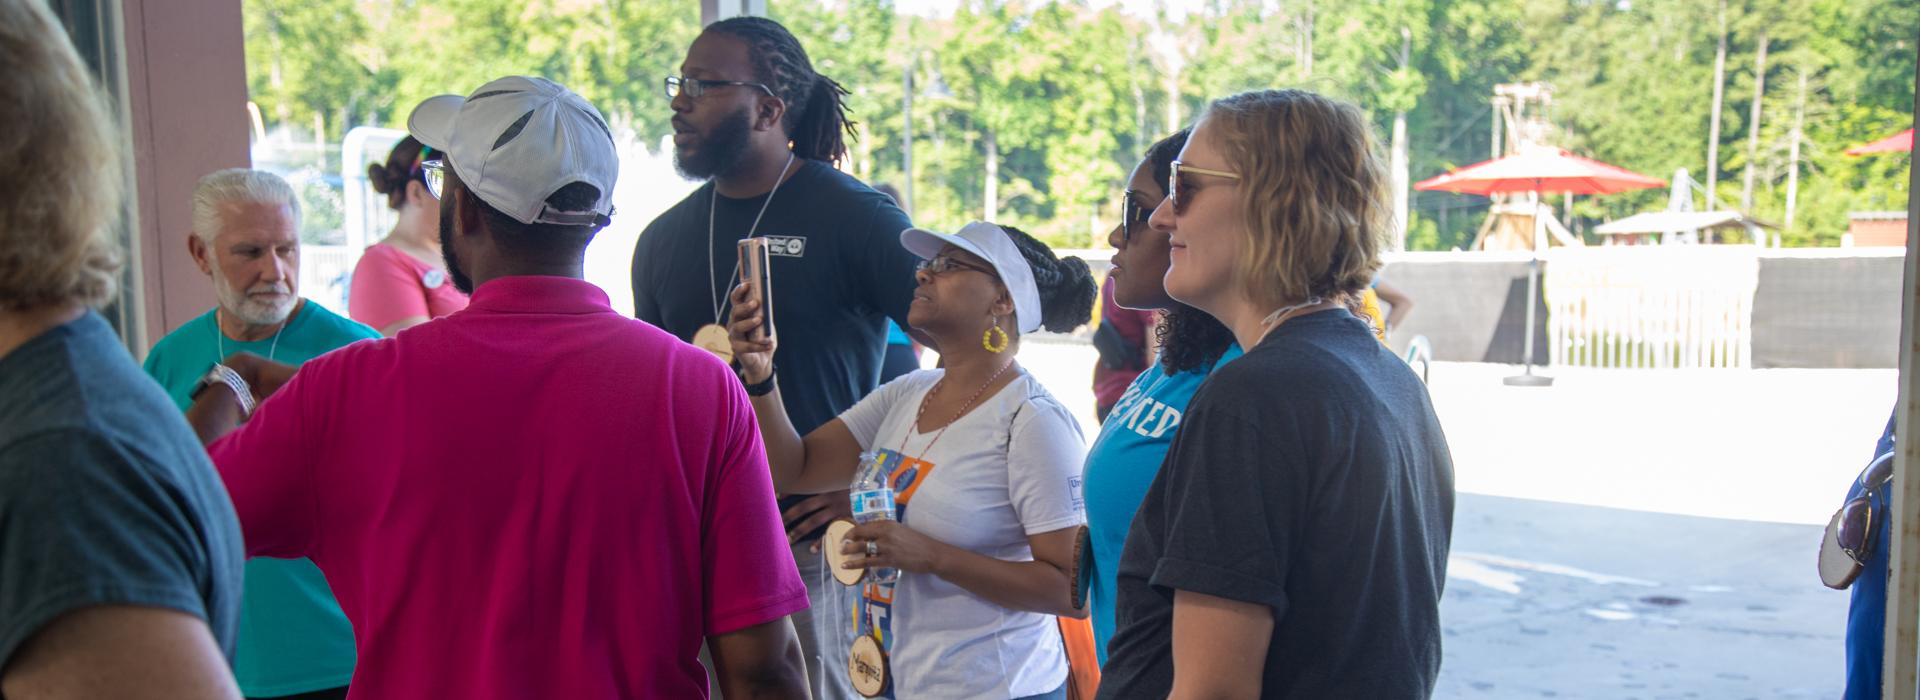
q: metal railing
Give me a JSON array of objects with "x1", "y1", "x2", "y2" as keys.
[
  {"x1": 1403, "y1": 334, "x2": 1433, "y2": 383},
  {"x1": 300, "y1": 245, "x2": 358, "y2": 315}
]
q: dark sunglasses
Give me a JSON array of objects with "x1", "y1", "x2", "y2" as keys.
[
  {"x1": 916, "y1": 254, "x2": 996, "y2": 277},
  {"x1": 1118, "y1": 191, "x2": 1155, "y2": 244},
  {"x1": 1821, "y1": 449, "x2": 1898, "y2": 590},
  {"x1": 1839, "y1": 451, "x2": 1897, "y2": 562},
  {"x1": 1166, "y1": 160, "x2": 1241, "y2": 216}
]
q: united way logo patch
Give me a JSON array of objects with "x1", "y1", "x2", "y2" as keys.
[{"x1": 761, "y1": 236, "x2": 807, "y2": 258}]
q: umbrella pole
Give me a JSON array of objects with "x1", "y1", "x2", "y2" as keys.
[{"x1": 1507, "y1": 188, "x2": 1555, "y2": 387}]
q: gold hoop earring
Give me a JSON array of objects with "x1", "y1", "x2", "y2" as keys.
[{"x1": 983, "y1": 318, "x2": 1010, "y2": 353}]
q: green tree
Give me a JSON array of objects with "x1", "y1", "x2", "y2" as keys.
[
  {"x1": 245, "y1": 0, "x2": 373, "y2": 139},
  {"x1": 776, "y1": 0, "x2": 905, "y2": 184},
  {"x1": 239, "y1": 0, "x2": 1908, "y2": 250}
]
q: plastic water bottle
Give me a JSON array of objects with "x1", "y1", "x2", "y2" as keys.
[{"x1": 849, "y1": 452, "x2": 900, "y2": 584}]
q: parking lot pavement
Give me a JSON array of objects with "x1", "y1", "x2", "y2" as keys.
[
  {"x1": 1440, "y1": 493, "x2": 1844, "y2": 699},
  {"x1": 1011, "y1": 342, "x2": 1886, "y2": 697}
]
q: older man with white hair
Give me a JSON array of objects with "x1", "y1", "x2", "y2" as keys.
[{"x1": 142, "y1": 168, "x2": 372, "y2": 700}]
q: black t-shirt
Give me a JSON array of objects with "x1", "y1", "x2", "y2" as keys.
[
  {"x1": 631, "y1": 160, "x2": 919, "y2": 528},
  {"x1": 1098, "y1": 309, "x2": 1455, "y2": 699},
  {"x1": 0, "y1": 312, "x2": 245, "y2": 668}
]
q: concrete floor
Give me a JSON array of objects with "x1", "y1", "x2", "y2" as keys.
[
  {"x1": 1004, "y1": 342, "x2": 1890, "y2": 698},
  {"x1": 1440, "y1": 493, "x2": 1841, "y2": 699}
]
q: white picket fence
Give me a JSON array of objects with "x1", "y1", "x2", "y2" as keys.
[
  {"x1": 299, "y1": 244, "x2": 360, "y2": 316},
  {"x1": 1545, "y1": 246, "x2": 1760, "y2": 369}
]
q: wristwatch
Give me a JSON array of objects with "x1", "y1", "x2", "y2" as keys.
[
  {"x1": 737, "y1": 364, "x2": 777, "y2": 397},
  {"x1": 191, "y1": 363, "x2": 256, "y2": 417}
]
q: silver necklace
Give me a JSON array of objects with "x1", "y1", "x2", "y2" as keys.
[
  {"x1": 707, "y1": 151, "x2": 797, "y2": 326},
  {"x1": 1255, "y1": 296, "x2": 1327, "y2": 345},
  {"x1": 216, "y1": 309, "x2": 287, "y2": 364}
]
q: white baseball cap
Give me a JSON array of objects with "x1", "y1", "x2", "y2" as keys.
[
  {"x1": 900, "y1": 221, "x2": 1042, "y2": 334},
  {"x1": 407, "y1": 76, "x2": 617, "y2": 226}
]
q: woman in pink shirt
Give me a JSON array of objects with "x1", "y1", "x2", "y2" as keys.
[{"x1": 349, "y1": 136, "x2": 468, "y2": 335}]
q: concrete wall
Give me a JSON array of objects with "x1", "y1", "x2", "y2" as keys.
[
  {"x1": 1752, "y1": 251, "x2": 1904, "y2": 368},
  {"x1": 1379, "y1": 250, "x2": 1904, "y2": 369},
  {"x1": 1382, "y1": 254, "x2": 1551, "y2": 365}
]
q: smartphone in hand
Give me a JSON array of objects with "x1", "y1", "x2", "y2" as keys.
[{"x1": 738, "y1": 238, "x2": 775, "y2": 343}]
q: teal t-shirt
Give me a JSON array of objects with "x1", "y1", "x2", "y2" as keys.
[
  {"x1": 143, "y1": 300, "x2": 375, "y2": 696},
  {"x1": 885, "y1": 318, "x2": 912, "y2": 346},
  {"x1": 1080, "y1": 343, "x2": 1242, "y2": 664}
]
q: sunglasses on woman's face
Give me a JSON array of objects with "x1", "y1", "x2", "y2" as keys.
[
  {"x1": 1118, "y1": 192, "x2": 1155, "y2": 244},
  {"x1": 916, "y1": 254, "x2": 996, "y2": 277},
  {"x1": 1166, "y1": 160, "x2": 1242, "y2": 216}
]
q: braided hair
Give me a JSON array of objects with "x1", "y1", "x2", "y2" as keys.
[
  {"x1": 997, "y1": 225, "x2": 1097, "y2": 333},
  {"x1": 704, "y1": 17, "x2": 857, "y2": 165},
  {"x1": 1142, "y1": 130, "x2": 1238, "y2": 374}
]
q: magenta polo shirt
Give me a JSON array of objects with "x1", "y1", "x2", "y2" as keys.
[{"x1": 209, "y1": 276, "x2": 806, "y2": 700}]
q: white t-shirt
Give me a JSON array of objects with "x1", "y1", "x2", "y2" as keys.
[{"x1": 837, "y1": 368, "x2": 1087, "y2": 699}]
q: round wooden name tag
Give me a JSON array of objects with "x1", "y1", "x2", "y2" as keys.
[
  {"x1": 692, "y1": 324, "x2": 733, "y2": 363},
  {"x1": 825, "y1": 518, "x2": 865, "y2": 586},
  {"x1": 848, "y1": 634, "x2": 890, "y2": 698}
]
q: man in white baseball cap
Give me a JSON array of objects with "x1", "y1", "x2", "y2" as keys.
[{"x1": 185, "y1": 76, "x2": 809, "y2": 699}]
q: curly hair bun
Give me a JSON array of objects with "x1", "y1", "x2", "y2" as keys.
[
  {"x1": 369, "y1": 136, "x2": 426, "y2": 210},
  {"x1": 367, "y1": 162, "x2": 399, "y2": 195}
]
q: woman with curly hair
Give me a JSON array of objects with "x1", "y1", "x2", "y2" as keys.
[{"x1": 1079, "y1": 128, "x2": 1241, "y2": 664}]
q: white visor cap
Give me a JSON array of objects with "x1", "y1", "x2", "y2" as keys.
[{"x1": 900, "y1": 221, "x2": 1043, "y2": 334}]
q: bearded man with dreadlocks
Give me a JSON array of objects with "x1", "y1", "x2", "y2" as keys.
[{"x1": 632, "y1": 17, "x2": 919, "y2": 700}]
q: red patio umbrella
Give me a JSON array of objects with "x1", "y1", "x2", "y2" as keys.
[
  {"x1": 1413, "y1": 147, "x2": 1666, "y2": 196},
  {"x1": 1413, "y1": 147, "x2": 1663, "y2": 388},
  {"x1": 1845, "y1": 128, "x2": 1913, "y2": 156}
]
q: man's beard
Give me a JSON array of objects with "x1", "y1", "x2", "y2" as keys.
[
  {"x1": 674, "y1": 105, "x2": 755, "y2": 180},
  {"x1": 213, "y1": 272, "x2": 296, "y2": 326},
  {"x1": 439, "y1": 201, "x2": 475, "y2": 295}
]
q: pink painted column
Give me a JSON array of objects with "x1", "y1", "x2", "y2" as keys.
[{"x1": 120, "y1": 0, "x2": 249, "y2": 353}]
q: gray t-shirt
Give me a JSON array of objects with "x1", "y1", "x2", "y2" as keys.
[{"x1": 0, "y1": 312, "x2": 244, "y2": 669}]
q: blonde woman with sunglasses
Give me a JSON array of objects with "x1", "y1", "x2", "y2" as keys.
[{"x1": 1098, "y1": 89, "x2": 1456, "y2": 699}]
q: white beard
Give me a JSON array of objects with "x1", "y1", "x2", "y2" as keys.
[{"x1": 214, "y1": 274, "x2": 296, "y2": 326}]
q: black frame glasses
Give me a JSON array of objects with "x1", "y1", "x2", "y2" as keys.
[
  {"x1": 916, "y1": 254, "x2": 996, "y2": 277},
  {"x1": 664, "y1": 75, "x2": 775, "y2": 100}
]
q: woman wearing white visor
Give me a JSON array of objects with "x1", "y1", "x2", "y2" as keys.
[{"x1": 727, "y1": 221, "x2": 1095, "y2": 699}]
